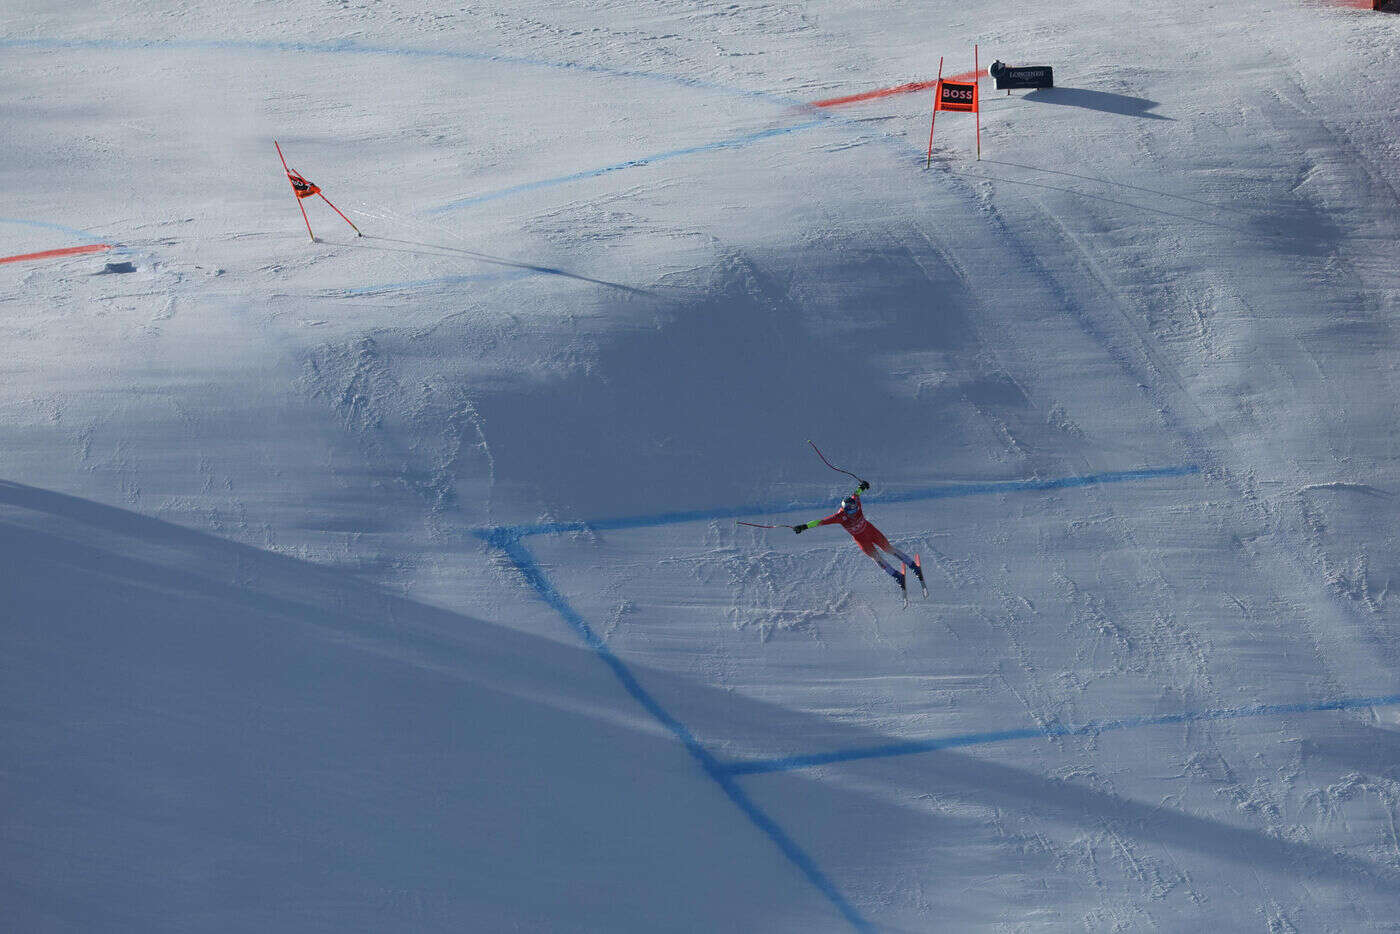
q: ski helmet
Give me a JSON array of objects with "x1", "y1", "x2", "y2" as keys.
[{"x1": 841, "y1": 495, "x2": 859, "y2": 515}]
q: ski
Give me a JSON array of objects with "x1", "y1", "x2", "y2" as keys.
[
  {"x1": 899, "y1": 563, "x2": 909, "y2": 608},
  {"x1": 914, "y1": 553, "x2": 928, "y2": 599}
]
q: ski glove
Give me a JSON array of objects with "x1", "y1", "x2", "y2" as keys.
[
  {"x1": 792, "y1": 525, "x2": 805, "y2": 534},
  {"x1": 858, "y1": 480, "x2": 870, "y2": 492}
]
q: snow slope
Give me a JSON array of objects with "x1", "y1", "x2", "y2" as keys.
[{"x1": 3, "y1": 0, "x2": 1399, "y2": 930}]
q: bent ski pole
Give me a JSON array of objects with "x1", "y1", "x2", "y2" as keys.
[{"x1": 808, "y1": 440, "x2": 867, "y2": 486}]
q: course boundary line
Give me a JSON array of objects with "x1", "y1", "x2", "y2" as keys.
[
  {"x1": 0, "y1": 37, "x2": 798, "y2": 106},
  {"x1": 339, "y1": 268, "x2": 535, "y2": 295},
  {"x1": 719, "y1": 693, "x2": 1400, "y2": 776},
  {"x1": 487, "y1": 464, "x2": 1200, "y2": 540},
  {"x1": 425, "y1": 120, "x2": 826, "y2": 214},
  {"x1": 480, "y1": 531, "x2": 873, "y2": 932},
  {"x1": 1, "y1": 36, "x2": 973, "y2": 219},
  {"x1": 475, "y1": 464, "x2": 1199, "y2": 930}
]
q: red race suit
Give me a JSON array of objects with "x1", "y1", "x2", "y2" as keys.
[{"x1": 802, "y1": 490, "x2": 914, "y2": 573}]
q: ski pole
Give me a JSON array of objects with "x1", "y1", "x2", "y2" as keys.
[
  {"x1": 807, "y1": 440, "x2": 867, "y2": 486},
  {"x1": 737, "y1": 521, "x2": 787, "y2": 529}
]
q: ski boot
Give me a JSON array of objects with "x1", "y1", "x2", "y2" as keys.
[{"x1": 912, "y1": 554, "x2": 928, "y2": 599}]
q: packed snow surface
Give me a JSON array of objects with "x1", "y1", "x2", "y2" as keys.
[{"x1": 3, "y1": 0, "x2": 1400, "y2": 930}]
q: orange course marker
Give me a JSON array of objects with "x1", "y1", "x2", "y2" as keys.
[
  {"x1": 0, "y1": 243, "x2": 111, "y2": 265},
  {"x1": 812, "y1": 67, "x2": 986, "y2": 109},
  {"x1": 927, "y1": 47, "x2": 982, "y2": 164},
  {"x1": 275, "y1": 140, "x2": 362, "y2": 242}
]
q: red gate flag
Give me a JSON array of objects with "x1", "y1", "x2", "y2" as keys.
[
  {"x1": 274, "y1": 140, "x2": 362, "y2": 242},
  {"x1": 286, "y1": 170, "x2": 321, "y2": 199},
  {"x1": 927, "y1": 45, "x2": 983, "y2": 164},
  {"x1": 936, "y1": 79, "x2": 978, "y2": 112}
]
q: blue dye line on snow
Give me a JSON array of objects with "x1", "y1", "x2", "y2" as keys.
[
  {"x1": 471, "y1": 463, "x2": 1198, "y2": 929},
  {"x1": 721, "y1": 693, "x2": 1400, "y2": 776},
  {"x1": 491, "y1": 464, "x2": 1200, "y2": 540},
  {"x1": 3, "y1": 37, "x2": 827, "y2": 219},
  {"x1": 0, "y1": 37, "x2": 802, "y2": 108},
  {"x1": 340, "y1": 268, "x2": 536, "y2": 295},
  {"x1": 13, "y1": 36, "x2": 852, "y2": 927},
  {"x1": 479, "y1": 531, "x2": 872, "y2": 932},
  {"x1": 425, "y1": 119, "x2": 827, "y2": 214},
  {"x1": 0, "y1": 216, "x2": 130, "y2": 256},
  {"x1": 0, "y1": 217, "x2": 103, "y2": 241}
]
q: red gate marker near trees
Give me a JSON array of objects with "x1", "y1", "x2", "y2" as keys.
[
  {"x1": 926, "y1": 46, "x2": 982, "y2": 165},
  {"x1": 274, "y1": 140, "x2": 362, "y2": 242}
]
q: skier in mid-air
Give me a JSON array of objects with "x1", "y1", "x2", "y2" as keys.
[{"x1": 792, "y1": 480, "x2": 927, "y2": 601}]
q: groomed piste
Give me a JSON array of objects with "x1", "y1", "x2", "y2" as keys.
[{"x1": 3, "y1": 1, "x2": 1400, "y2": 930}]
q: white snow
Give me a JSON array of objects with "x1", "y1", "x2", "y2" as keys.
[{"x1": 3, "y1": 0, "x2": 1400, "y2": 930}]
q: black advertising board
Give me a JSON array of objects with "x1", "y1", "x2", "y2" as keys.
[
  {"x1": 937, "y1": 80, "x2": 977, "y2": 112},
  {"x1": 989, "y1": 61, "x2": 1054, "y2": 91}
]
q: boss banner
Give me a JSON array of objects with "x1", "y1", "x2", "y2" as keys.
[{"x1": 936, "y1": 80, "x2": 978, "y2": 112}]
